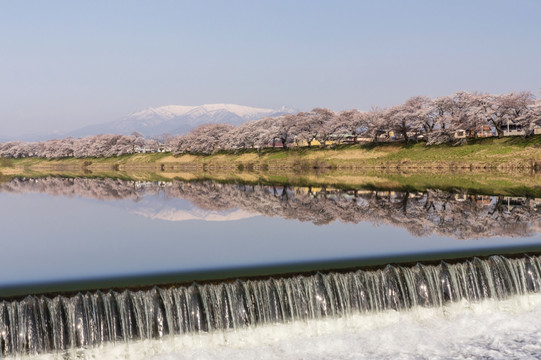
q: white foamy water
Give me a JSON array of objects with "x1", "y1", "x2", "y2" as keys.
[{"x1": 14, "y1": 294, "x2": 541, "y2": 360}]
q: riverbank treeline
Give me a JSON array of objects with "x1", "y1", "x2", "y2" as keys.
[
  {"x1": 0, "y1": 91, "x2": 540, "y2": 159},
  {"x1": 2, "y1": 137, "x2": 541, "y2": 175}
]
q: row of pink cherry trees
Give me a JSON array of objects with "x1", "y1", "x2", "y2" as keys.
[
  {"x1": 0, "y1": 134, "x2": 153, "y2": 159},
  {"x1": 173, "y1": 91, "x2": 540, "y2": 154},
  {"x1": 1, "y1": 91, "x2": 540, "y2": 158},
  {"x1": 174, "y1": 92, "x2": 541, "y2": 153}
]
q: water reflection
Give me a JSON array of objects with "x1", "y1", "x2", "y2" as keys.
[{"x1": 1, "y1": 177, "x2": 540, "y2": 239}]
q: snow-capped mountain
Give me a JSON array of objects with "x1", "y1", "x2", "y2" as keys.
[{"x1": 67, "y1": 104, "x2": 296, "y2": 138}]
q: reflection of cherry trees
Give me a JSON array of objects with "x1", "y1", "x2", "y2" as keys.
[
  {"x1": 1, "y1": 178, "x2": 540, "y2": 239},
  {"x1": 164, "y1": 183, "x2": 540, "y2": 238},
  {"x1": 0, "y1": 177, "x2": 147, "y2": 201}
]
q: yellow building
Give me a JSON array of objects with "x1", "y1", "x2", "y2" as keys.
[{"x1": 294, "y1": 139, "x2": 336, "y2": 147}]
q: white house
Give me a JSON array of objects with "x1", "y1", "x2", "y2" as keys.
[
  {"x1": 502, "y1": 121, "x2": 525, "y2": 136},
  {"x1": 454, "y1": 129, "x2": 467, "y2": 139}
]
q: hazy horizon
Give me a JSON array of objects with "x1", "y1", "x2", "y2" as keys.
[{"x1": 1, "y1": 0, "x2": 540, "y2": 137}]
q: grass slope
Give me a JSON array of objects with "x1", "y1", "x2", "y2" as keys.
[{"x1": 1, "y1": 136, "x2": 541, "y2": 174}]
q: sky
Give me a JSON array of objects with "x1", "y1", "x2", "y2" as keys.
[{"x1": 1, "y1": 0, "x2": 540, "y2": 137}]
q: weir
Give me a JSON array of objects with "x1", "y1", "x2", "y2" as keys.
[{"x1": 1, "y1": 254, "x2": 541, "y2": 356}]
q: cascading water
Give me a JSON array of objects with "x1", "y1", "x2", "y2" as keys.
[{"x1": 1, "y1": 254, "x2": 541, "y2": 357}]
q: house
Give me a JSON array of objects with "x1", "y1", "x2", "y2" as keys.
[
  {"x1": 475, "y1": 125, "x2": 493, "y2": 138},
  {"x1": 503, "y1": 121, "x2": 525, "y2": 136},
  {"x1": 376, "y1": 131, "x2": 401, "y2": 142},
  {"x1": 454, "y1": 129, "x2": 467, "y2": 139},
  {"x1": 454, "y1": 126, "x2": 492, "y2": 139},
  {"x1": 265, "y1": 141, "x2": 285, "y2": 148},
  {"x1": 471, "y1": 195, "x2": 492, "y2": 206},
  {"x1": 503, "y1": 196, "x2": 527, "y2": 211},
  {"x1": 339, "y1": 135, "x2": 357, "y2": 144},
  {"x1": 157, "y1": 144, "x2": 172, "y2": 153},
  {"x1": 356, "y1": 136, "x2": 373, "y2": 143},
  {"x1": 293, "y1": 139, "x2": 336, "y2": 147}
]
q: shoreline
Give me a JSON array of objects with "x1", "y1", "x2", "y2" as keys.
[
  {"x1": 1, "y1": 138, "x2": 540, "y2": 197},
  {"x1": 1, "y1": 136, "x2": 541, "y2": 173},
  {"x1": 1, "y1": 166, "x2": 540, "y2": 198}
]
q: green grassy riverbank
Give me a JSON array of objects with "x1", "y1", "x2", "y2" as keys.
[{"x1": 1, "y1": 136, "x2": 541, "y2": 174}]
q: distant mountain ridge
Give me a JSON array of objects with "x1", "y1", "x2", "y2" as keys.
[{"x1": 67, "y1": 104, "x2": 296, "y2": 138}]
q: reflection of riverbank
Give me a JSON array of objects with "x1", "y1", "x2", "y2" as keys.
[
  {"x1": 1, "y1": 177, "x2": 540, "y2": 239},
  {"x1": 1, "y1": 166, "x2": 541, "y2": 197}
]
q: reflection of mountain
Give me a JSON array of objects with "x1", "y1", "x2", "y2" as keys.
[
  {"x1": 0, "y1": 178, "x2": 258, "y2": 222},
  {"x1": 124, "y1": 197, "x2": 258, "y2": 222},
  {"x1": 1, "y1": 177, "x2": 540, "y2": 239}
]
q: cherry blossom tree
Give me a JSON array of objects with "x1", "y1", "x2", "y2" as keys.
[
  {"x1": 251, "y1": 117, "x2": 280, "y2": 149},
  {"x1": 184, "y1": 123, "x2": 234, "y2": 154},
  {"x1": 335, "y1": 109, "x2": 369, "y2": 144},
  {"x1": 294, "y1": 109, "x2": 335, "y2": 148},
  {"x1": 365, "y1": 107, "x2": 388, "y2": 142},
  {"x1": 311, "y1": 108, "x2": 339, "y2": 147},
  {"x1": 467, "y1": 92, "x2": 534, "y2": 138},
  {"x1": 500, "y1": 91, "x2": 536, "y2": 136},
  {"x1": 275, "y1": 114, "x2": 298, "y2": 149},
  {"x1": 516, "y1": 98, "x2": 541, "y2": 135},
  {"x1": 385, "y1": 96, "x2": 428, "y2": 143}
]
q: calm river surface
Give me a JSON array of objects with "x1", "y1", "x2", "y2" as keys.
[
  {"x1": 0, "y1": 176, "x2": 540, "y2": 359},
  {"x1": 1, "y1": 177, "x2": 540, "y2": 292}
]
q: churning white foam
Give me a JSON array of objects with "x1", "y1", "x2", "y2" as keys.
[{"x1": 15, "y1": 294, "x2": 541, "y2": 360}]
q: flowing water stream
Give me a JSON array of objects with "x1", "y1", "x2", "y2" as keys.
[{"x1": 2, "y1": 254, "x2": 541, "y2": 357}]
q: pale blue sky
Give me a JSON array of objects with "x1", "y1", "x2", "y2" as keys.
[{"x1": 1, "y1": 0, "x2": 540, "y2": 136}]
